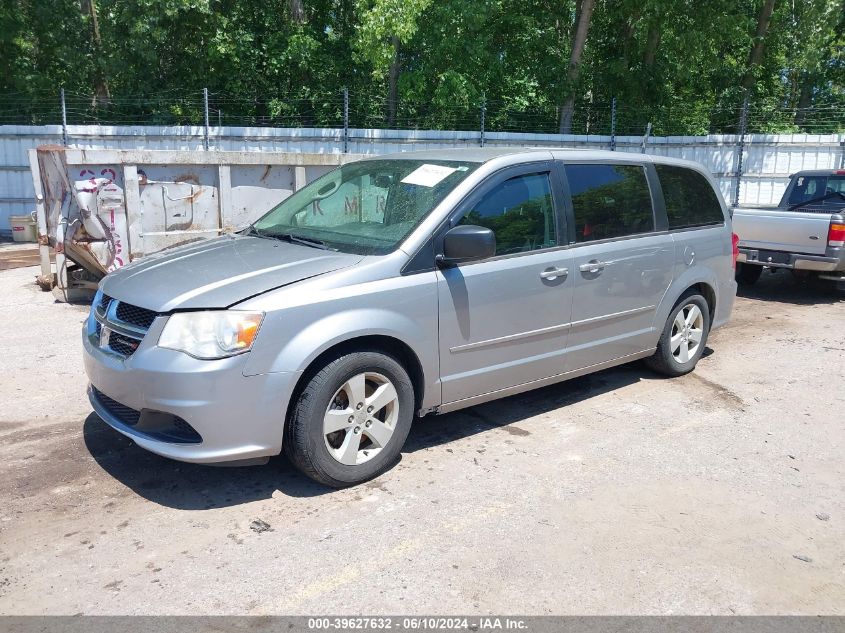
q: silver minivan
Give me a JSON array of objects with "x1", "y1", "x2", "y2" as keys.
[{"x1": 83, "y1": 148, "x2": 737, "y2": 486}]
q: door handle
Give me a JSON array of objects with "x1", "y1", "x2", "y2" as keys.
[
  {"x1": 579, "y1": 260, "x2": 606, "y2": 274},
  {"x1": 540, "y1": 267, "x2": 568, "y2": 280}
]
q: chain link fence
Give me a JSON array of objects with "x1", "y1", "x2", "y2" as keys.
[
  {"x1": 2, "y1": 87, "x2": 845, "y2": 235},
  {"x1": 2, "y1": 88, "x2": 845, "y2": 141}
]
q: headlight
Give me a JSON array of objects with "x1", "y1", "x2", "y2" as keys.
[{"x1": 158, "y1": 311, "x2": 264, "y2": 359}]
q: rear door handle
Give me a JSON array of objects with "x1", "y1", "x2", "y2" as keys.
[
  {"x1": 540, "y1": 267, "x2": 568, "y2": 280},
  {"x1": 579, "y1": 260, "x2": 606, "y2": 274}
]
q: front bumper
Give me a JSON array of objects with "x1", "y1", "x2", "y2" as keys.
[{"x1": 82, "y1": 317, "x2": 300, "y2": 464}]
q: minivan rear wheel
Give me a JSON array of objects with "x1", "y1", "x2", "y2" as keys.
[
  {"x1": 645, "y1": 292, "x2": 711, "y2": 377},
  {"x1": 284, "y1": 351, "x2": 414, "y2": 488}
]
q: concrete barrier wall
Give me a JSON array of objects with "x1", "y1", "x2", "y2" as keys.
[{"x1": 2, "y1": 124, "x2": 844, "y2": 235}]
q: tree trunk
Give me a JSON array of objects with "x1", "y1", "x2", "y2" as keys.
[
  {"x1": 643, "y1": 18, "x2": 661, "y2": 69},
  {"x1": 570, "y1": 0, "x2": 582, "y2": 43},
  {"x1": 559, "y1": 0, "x2": 596, "y2": 134},
  {"x1": 387, "y1": 36, "x2": 400, "y2": 128},
  {"x1": 794, "y1": 75, "x2": 813, "y2": 127},
  {"x1": 288, "y1": 0, "x2": 306, "y2": 25},
  {"x1": 80, "y1": 0, "x2": 110, "y2": 107},
  {"x1": 620, "y1": 9, "x2": 641, "y2": 69},
  {"x1": 740, "y1": 0, "x2": 778, "y2": 93}
]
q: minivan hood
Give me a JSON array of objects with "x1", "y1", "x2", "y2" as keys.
[{"x1": 100, "y1": 235, "x2": 363, "y2": 312}]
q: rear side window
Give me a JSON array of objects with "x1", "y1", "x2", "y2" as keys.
[
  {"x1": 458, "y1": 172, "x2": 556, "y2": 255},
  {"x1": 565, "y1": 164, "x2": 654, "y2": 242},
  {"x1": 656, "y1": 165, "x2": 725, "y2": 229}
]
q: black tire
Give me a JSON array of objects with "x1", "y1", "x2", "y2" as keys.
[
  {"x1": 644, "y1": 292, "x2": 711, "y2": 377},
  {"x1": 284, "y1": 351, "x2": 415, "y2": 488},
  {"x1": 735, "y1": 262, "x2": 763, "y2": 285},
  {"x1": 801, "y1": 272, "x2": 844, "y2": 294}
]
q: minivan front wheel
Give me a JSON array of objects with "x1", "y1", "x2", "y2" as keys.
[
  {"x1": 645, "y1": 293, "x2": 711, "y2": 377},
  {"x1": 285, "y1": 351, "x2": 414, "y2": 487}
]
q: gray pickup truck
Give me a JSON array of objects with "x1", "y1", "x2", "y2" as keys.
[{"x1": 732, "y1": 170, "x2": 845, "y2": 286}]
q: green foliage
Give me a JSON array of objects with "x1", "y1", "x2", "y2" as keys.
[
  {"x1": 1, "y1": 0, "x2": 843, "y2": 132},
  {"x1": 353, "y1": 0, "x2": 432, "y2": 74}
]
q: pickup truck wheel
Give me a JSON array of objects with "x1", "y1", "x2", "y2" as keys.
[
  {"x1": 735, "y1": 262, "x2": 763, "y2": 285},
  {"x1": 284, "y1": 351, "x2": 414, "y2": 488},
  {"x1": 645, "y1": 293, "x2": 711, "y2": 377},
  {"x1": 795, "y1": 271, "x2": 843, "y2": 294}
]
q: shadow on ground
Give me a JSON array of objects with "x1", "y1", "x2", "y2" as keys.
[
  {"x1": 83, "y1": 413, "x2": 325, "y2": 508},
  {"x1": 84, "y1": 360, "x2": 666, "y2": 510},
  {"x1": 403, "y1": 365, "x2": 647, "y2": 453},
  {"x1": 737, "y1": 269, "x2": 844, "y2": 305}
]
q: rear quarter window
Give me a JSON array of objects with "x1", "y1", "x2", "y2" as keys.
[{"x1": 656, "y1": 165, "x2": 724, "y2": 229}]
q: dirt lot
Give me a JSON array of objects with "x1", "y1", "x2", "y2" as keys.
[{"x1": 0, "y1": 264, "x2": 843, "y2": 615}]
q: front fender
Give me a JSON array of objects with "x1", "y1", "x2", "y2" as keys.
[
  {"x1": 278, "y1": 308, "x2": 429, "y2": 371},
  {"x1": 242, "y1": 275, "x2": 441, "y2": 410}
]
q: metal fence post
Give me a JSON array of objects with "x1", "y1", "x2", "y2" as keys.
[
  {"x1": 343, "y1": 86, "x2": 349, "y2": 154},
  {"x1": 610, "y1": 97, "x2": 617, "y2": 151},
  {"x1": 733, "y1": 94, "x2": 750, "y2": 208},
  {"x1": 640, "y1": 122, "x2": 652, "y2": 153},
  {"x1": 203, "y1": 87, "x2": 210, "y2": 151},
  {"x1": 480, "y1": 93, "x2": 486, "y2": 148},
  {"x1": 60, "y1": 88, "x2": 68, "y2": 147}
]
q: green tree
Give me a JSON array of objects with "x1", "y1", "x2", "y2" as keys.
[
  {"x1": 0, "y1": 0, "x2": 842, "y2": 132},
  {"x1": 353, "y1": 0, "x2": 432, "y2": 126}
]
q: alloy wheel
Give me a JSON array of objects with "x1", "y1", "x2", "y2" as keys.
[
  {"x1": 671, "y1": 303, "x2": 704, "y2": 363},
  {"x1": 323, "y1": 371, "x2": 400, "y2": 466}
]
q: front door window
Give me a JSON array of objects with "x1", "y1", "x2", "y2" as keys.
[{"x1": 458, "y1": 172, "x2": 557, "y2": 255}]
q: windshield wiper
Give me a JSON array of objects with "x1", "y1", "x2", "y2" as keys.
[
  {"x1": 274, "y1": 232, "x2": 334, "y2": 250},
  {"x1": 788, "y1": 191, "x2": 845, "y2": 211},
  {"x1": 242, "y1": 225, "x2": 269, "y2": 238},
  {"x1": 243, "y1": 226, "x2": 334, "y2": 250}
]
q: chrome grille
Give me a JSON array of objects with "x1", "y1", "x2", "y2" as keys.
[
  {"x1": 109, "y1": 332, "x2": 141, "y2": 356},
  {"x1": 115, "y1": 302, "x2": 157, "y2": 329},
  {"x1": 100, "y1": 293, "x2": 111, "y2": 311},
  {"x1": 97, "y1": 293, "x2": 112, "y2": 315},
  {"x1": 92, "y1": 296, "x2": 159, "y2": 359}
]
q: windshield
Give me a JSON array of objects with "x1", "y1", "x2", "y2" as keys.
[
  {"x1": 786, "y1": 175, "x2": 845, "y2": 206},
  {"x1": 251, "y1": 159, "x2": 479, "y2": 255}
]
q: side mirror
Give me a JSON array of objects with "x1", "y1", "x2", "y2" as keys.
[{"x1": 437, "y1": 225, "x2": 496, "y2": 266}]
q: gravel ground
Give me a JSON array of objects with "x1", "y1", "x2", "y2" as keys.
[{"x1": 0, "y1": 265, "x2": 843, "y2": 615}]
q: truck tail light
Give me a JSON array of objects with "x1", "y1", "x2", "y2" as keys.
[
  {"x1": 829, "y1": 223, "x2": 845, "y2": 247},
  {"x1": 731, "y1": 232, "x2": 739, "y2": 269}
]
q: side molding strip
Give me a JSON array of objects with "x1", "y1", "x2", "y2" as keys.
[{"x1": 449, "y1": 304, "x2": 655, "y2": 354}]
